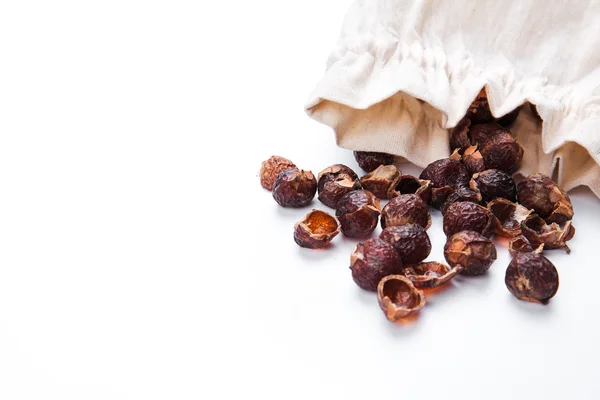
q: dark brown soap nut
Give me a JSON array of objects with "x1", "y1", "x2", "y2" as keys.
[
  {"x1": 521, "y1": 214, "x2": 575, "y2": 254},
  {"x1": 444, "y1": 230, "x2": 497, "y2": 275},
  {"x1": 377, "y1": 275, "x2": 426, "y2": 322},
  {"x1": 470, "y1": 124, "x2": 523, "y2": 173},
  {"x1": 440, "y1": 187, "x2": 483, "y2": 215},
  {"x1": 517, "y1": 173, "x2": 574, "y2": 224},
  {"x1": 470, "y1": 169, "x2": 517, "y2": 204},
  {"x1": 505, "y1": 253, "x2": 559, "y2": 304},
  {"x1": 317, "y1": 164, "x2": 361, "y2": 208},
  {"x1": 419, "y1": 159, "x2": 470, "y2": 207},
  {"x1": 379, "y1": 224, "x2": 432, "y2": 264},
  {"x1": 359, "y1": 165, "x2": 401, "y2": 199},
  {"x1": 353, "y1": 151, "x2": 395, "y2": 172},
  {"x1": 335, "y1": 190, "x2": 381, "y2": 238},
  {"x1": 487, "y1": 198, "x2": 532, "y2": 238},
  {"x1": 293, "y1": 209, "x2": 340, "y2": 249},
  {"x1": 350, "y1": 238, "x2": 403, "y2": 291},
  {"x1": 272, "y1": 169, "x2": 317, "y2": 207},
  {"x1": 450, "y1": 116, "x2": 472, "y2": 151},
  {"x1": 462, "y1": 146, "x2": 486, "y2": 176},
  {"x1": 404, "y1": 262, "x2": 462, "y2": 289},
  {"x1": 260, "y1": 156, "x2": 296, "y2": 191},
  {"x1": 388, "y1": 174, "x2": 432, "y2": 203},
  {"x1": 496, "y1": 106, "x2": 521, "y2": 127},
  {"x1": 443, "y1": 201, "x2": 495, "y2": 238},
  {"x1": 381, "y1": 194, "x2": 432, "y2": 230},
  {"x1": 467, "y1": 89, "x2": 495, "y2": 124},
  {"x1": 508, "y1": 236, "x2": 544, "y2": 258}
]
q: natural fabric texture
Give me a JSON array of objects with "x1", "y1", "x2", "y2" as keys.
[{"x1": 305, "y1": 0, "x2": 600, "y2": 196}]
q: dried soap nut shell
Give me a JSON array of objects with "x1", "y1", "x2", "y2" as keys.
[
  {"x1": 450, "y1": 116, "x2": 472, "y2": 152},
  {"x1": 467, "y1": 89, "x2": 494, "y2": 124},
  {"x1": 419, "y1": 159, "x2": 470, "y2": 208},
  {"x1": 470, "y1": 169, "x2": 517, "y2": 204},
  {"x1": 272, "y1": 169, "x2": 317, "y2": 208},
  {"x1": 379, "y1": 224, "x2": 432, "y2": 265},
  {"x1": 508, "y1": 236, "x2": 544, "y2": 258},
  {"x1": 317, "y1": 164, "x2": 361, "y2": 208},
  {"x1": 359, "y1": 165, "x2": 401, "y2": 199},
  {"x1": 487, "y1": 199, "x2": 532, "y2": 238},
  {"x1": 441, "y1": 187, "x2": 483, "y2": 215},
  {"x1": 505, "y1": 253, "x2": 559, "y2": 304},
  {"x1": 381, "y1": 194, "x2": 432, "y2": 230},
  {"x1": 377, "y1": 275, "x2": 426, "y2": 322},
  {"x1": 521, "y1": 214, "x2": 575, "y2": 254},
  {"x1": 293, "y1": 209, "x2": 340, "y2": 249},
  {"x1": 260, "y1": 156, "x2": 296, "y2": 190},
  {"x1": 462, "y1": 146, "x2": 486, "y2": 176},
  {"x1": 404, "y1": 262, "x2": 462, "y2": 289},
  {"x1": 443, "y1": 201, "x2": 495, "y2": 238},
  {"x1": 388, "y1": 174, "x2": 432, "y2": 203},
  {"x1": 444, "y1": 230, "x2": 497, "y2": 275},
  {"x1": 335, "y1": 190, "x2": 381, "y2": 238},
  {"x1": 353, "y1": 151, "x2": 395, "y2": 172},
  {"x1": 517, "y1": 173, "x2": 574, "y2": 224},
  {"x1": 350, "y1": 238, "x2": 403, "y2": 291}
]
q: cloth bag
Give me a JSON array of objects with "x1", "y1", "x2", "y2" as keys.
[{"x1": 305, "y1": 0, "x2": 600, "y2": 196}]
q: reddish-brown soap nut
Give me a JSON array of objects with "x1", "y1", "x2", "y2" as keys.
[
  {"x1": 521, "y1": 214, "x2": 575, "y2": 253},
  {"x1": 353, "y1": 151, "x2": 395, "y2": 172},
  {"x1": 470, "y1": 169, "x2": 517, "y2": 204},
  {"x1": 450, "y1": 116, "x2": 472, "y2": 152},
  {"x1": 443, "y1": 201, "x2": 495, "y2": 238},
  {"x1": 377, "y1": 275, "x2": 426, "y2": 322},
  {"x1": 388, "y1": 174, "x2": 432, "y2": 203},
  {"x1": 487, "y1": 198, "x2": 532, "y2": 238},
  {"x1": 359, "y1": 165, "x2": 401, "y2": 199},
  {"x1": 379, "y1": 224, "x2": 431, "y2": 265},
  {"x1": 350, "y1": 238, "x2": 403, "y2": 291},
  {"x1": 462, "y1": 146, "x2": 486, "y2": 176},
  {"x1": 505, "y1": 253, "x2": 559, "y2": 304},
  {"x1": 419, "y1": 159, "x2": 470, "y2": 207},
  {"x1": 467, "y1": 89, "x2": 495, "y2": 124},
  {"x1": 317, "y1": 164, "x2": 361, "y2": 208},
  {"x1": 259, "y1": 156, "x2": 296, "y2": 190},
  {"x1": 293, "y1": 209, "x2": 340, "y2": 249},
  {"x1": 381, "y1": 194, "x2": 431, "y2": 230},
  {"x1": 517, "y1": 173, "x2": 574, "y2": 224},
  {"x1": 444, "y1": 230, "x2": 497, "y2": 275},
  {"x1": 335, "y1": 190, "x2": 381, "y2": 238},
  {"x1": 508, "y1": 236, "x2": 544, "y2": 258},
  {"x1": 469, "y1": 123, "x2": 523, "y2": 173},
  {"x1": 272, "y1": 169, "x2": 317, "y2": 207},
  {"x1": 440, "y1": 187, "x2": 483, "y2": 215},
  {"x1": 404, "y1": 262, "x2": 462, "y2": 289}
]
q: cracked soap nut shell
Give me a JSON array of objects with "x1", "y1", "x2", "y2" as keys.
[
  {"x1": 443, "y1": 201, "x2": 495, "y2": 238},
  {"x1": 293, "y1": 209, "x2": 340, "y2": 249},
  {"x1": 381, "y1": 194, "x2": 432, "y2": 230},
  {"x1": 404, "y1": 262, "x2": 462, "y2": 289},
  {"x1": 470, "y1": 169, "x2": 517, "y2": 204},
  {"x1": 521, "y1": 214, "x2": 575, "y2": 253},
  {"x1": 359, "y1": 165, "x2": 401, "y2": 199},
  {"x1": 444, "y1": 230, "x2": 497, "y2": 275},
  {"x1": 508, "y1": 236, "x2": 544, "y2": 258},
  {"x1": 517, "y1": 173, "x2": 574, "y2": 224},
  {"x1": 487, "y1": 198, "x2": 532, "y2": 237},
  {"x1": 317, "y1": 164, "x2": 361, "y2": 208},
  {"x1": 335, "y1": 190, "x2": 381, "y2": 238},
  {"x1": 350, "y1": 238, "x2": 403, "y2": 291},
  {"x1": 419, "y1": 159, "x2": 470, "y2": 207},
  {"x1": 505, "y1": 253, "x2": 559, "y2": 304},
  {"x1": 379, "y1": 224, "x2": 432, "y2": 265},
  {"x1": 388, "y1": 174, "x2": 432, "y2": 203},
  {"x1": 353, "y1": 151, "x2": 395, "y2": 172},
  {"x1": 440, "y1": 187, "x2": 483, "y2": 215},
  {"x1": 377, "y1": 275, "x2": 426, "y2": 322},
  {"x1": 260, "y1": 156, "x2": 296, "y2": 190},
  {"x1": 272, "y1": 169, "x2": 317, "y2": 207}
]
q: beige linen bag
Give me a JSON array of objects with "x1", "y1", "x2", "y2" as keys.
[{"x1": 306, "y1": 0, "x2": 600, "y2": 196}]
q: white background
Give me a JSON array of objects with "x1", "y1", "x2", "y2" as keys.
[{"x1": 1, "y1": 1, "x2": 599, "y2": 399}]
